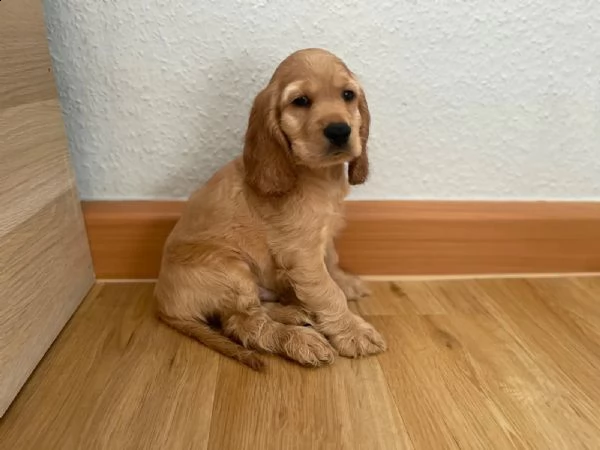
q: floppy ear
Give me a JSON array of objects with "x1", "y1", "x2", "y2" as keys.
[
  {"x1": 348, "y1": 86, "x2": 370, "y2": 185},
  {"x1": 243, "y1": 85, "x2": 297, "y2": 196}
]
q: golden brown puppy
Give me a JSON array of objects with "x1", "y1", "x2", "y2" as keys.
[{"x1": 155, "y1": 48, "x2": 386, "y2": 370}]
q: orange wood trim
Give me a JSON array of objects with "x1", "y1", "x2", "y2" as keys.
[{"x1": 82, "y1": 200, "x2": 600, "y2": 279}]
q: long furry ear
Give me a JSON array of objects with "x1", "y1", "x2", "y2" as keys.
[
  {"x1": 348, "y1": 87, "x2": 371, "y2": 185},
  {"x1": 243, "y1": 85, "x2": 297, "y2": 196}
]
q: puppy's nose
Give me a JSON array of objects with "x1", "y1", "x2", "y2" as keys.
[{"x1": 324, "y1": 122, "x2": 351, "y2": 147}]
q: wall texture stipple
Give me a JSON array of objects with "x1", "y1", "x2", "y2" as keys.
[{"x1": 44, "y1": 0, "x2": 600, "y2": 200}]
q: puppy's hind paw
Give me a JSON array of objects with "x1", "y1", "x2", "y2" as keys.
[{"x1": 282, "y1": 326, "x2": 336, "y2": 367}]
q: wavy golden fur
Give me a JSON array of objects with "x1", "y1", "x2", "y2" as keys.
[{"x1": 155, "y1": 48, "x2": 386, "y2": 370}]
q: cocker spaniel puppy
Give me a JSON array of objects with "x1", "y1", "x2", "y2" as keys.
[{"x1": 155, "y1": 48, "x2": 386, "y2": 370}]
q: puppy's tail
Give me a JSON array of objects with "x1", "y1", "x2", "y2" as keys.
[{"x1": 160, "y1": 315, "x2": 265, "y2": 371}]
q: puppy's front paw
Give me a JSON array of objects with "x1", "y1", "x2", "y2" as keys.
[
  {"x1": 336, "y1": 275, "x2": 371, "y2": 301},
  {"x1": 328, "y1": 314, "x2": 386, "y2": 358}
]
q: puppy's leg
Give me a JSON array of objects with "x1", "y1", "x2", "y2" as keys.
[
  {"x1": 221, "y1": 263, "x2": 335, "y2": 367},
  {"x1": 155, "y1": 262, "x2": 265, "y2": 370},
  {"x1": 280, "y1": 249, "x2": 386, "y2": 358},
  {"x1": 325, "y1": 241, "x2": 371, "y2": 301},
  {"x1": 223, "y1": 308, "x2": 334, "y2": 367},
  {"x1": 157, "y1": 260, "x2": 334, "y2": 368},
  {"x1": 262, "y1": 302, "x2": 313, "y2": 326}
]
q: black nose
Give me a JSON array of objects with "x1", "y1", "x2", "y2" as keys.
[{"x1": 323, "y1": 122, "x2": 351, "y2": 147}]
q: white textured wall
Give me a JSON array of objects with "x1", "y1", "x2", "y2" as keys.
[{"x1": 44, "y1": 0, "x2": 600, "y2": 201}]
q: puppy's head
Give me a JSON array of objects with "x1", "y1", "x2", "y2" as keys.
[{"x1": 243, "y1": 48, "x2": 371, "y2": 196}]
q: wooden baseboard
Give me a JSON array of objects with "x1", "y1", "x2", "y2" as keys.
[{"x1": 82, "y1": 200, "x2": 600, "y2": 279}]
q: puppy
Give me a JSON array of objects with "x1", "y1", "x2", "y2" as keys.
[{"x1": 155, "y1": 48, "x2": 386, "y2": 370}]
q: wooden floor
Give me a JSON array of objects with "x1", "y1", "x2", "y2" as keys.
[{"x1": 1, "y1": 278, "x2": 600, "y2": 449}]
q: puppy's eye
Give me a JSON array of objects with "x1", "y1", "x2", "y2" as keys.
[
  {"x1": 342, "y1": 90, "x2": 356, "y2": 101},
  {"x1": 292, "y1": 96, "x2": 311, "y2": 107}
]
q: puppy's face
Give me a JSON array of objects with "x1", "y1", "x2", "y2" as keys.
[
  {"x1": 244, "y1": 48, "x2": 371, "y2": 196},
  {"x1": 278, "y1": 55, "x2": 365, "y2": 168}
]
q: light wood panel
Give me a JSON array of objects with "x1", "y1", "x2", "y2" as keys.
[
  {"x1": 0, "y1": 0, "x2": 57, "y2": 108},
  {"x1": 0, "y1": 0, "x2": 94, "y2": 416},
  {"x1": 0, "y1": 190, "x2": 94, "y2": 416},
  {"x1": 82, "y1": 200, "x2": 600, "y2": 279},
  {"x1": 1, "y1": 277, "x2": 600, "y2": 449},
  {"x1": 0, "y1": 100, "x2": 76, "y2": 235}
]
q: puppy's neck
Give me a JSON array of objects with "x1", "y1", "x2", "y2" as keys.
[
  {"x1": 294, "y1": 164, "x2": 349, "y2": 202},
  {"x1": 299, "y1": 164, "x2": 346, "y2": 184}
]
